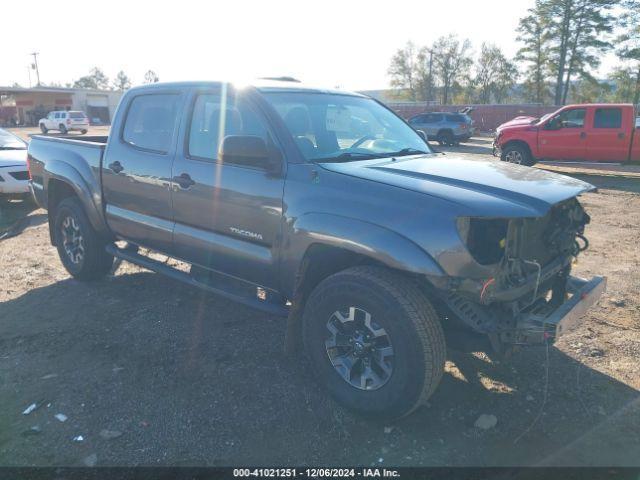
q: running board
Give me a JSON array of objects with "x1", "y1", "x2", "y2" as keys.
[{"x1": 106, "y1": 244, "x2": 289, "y2": 317}]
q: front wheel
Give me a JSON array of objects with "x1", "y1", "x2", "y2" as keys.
[
  {"x1": 80, "y1": 129, "x2": 88, "y2": 135},
  {"x1": 54, "y1": 197, "x2": 113, "y2": 280},
  {"x1": 59, "y1": 124, "x2": 68, "y2": 134},
  {"x1": 302, "y1": 266, "x2": 446, "y2": 420},
  {"x1": 501, "y1": 144, "x2": 535, "y2": 166}
]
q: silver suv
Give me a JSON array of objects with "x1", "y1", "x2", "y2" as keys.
[{"x1": 408, "y1": 111, "x2": 475, "y2": 145}]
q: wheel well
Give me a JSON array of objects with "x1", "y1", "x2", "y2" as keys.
[
  {"x1": 47, "y1": 179, "x2": 77, "y2": 244},
  {"x1": 292, "y1": 244, "x2": 385, "y2": 301}
]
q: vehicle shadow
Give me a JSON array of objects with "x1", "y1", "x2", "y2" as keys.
[
  {"x1": 0, "y1": 271, "x2": 638, "y2": 467},
  {"x1": 437, "y1": 140, "x2": 494, "y2": 156},
  {"x1": 0, "y1": 200, "x2": 41, "y2": 236}
]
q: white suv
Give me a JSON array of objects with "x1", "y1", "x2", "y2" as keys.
[{"x1": 39, "y1": 110, "x2": 89, "y2": 134}]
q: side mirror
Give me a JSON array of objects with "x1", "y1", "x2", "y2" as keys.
[
  {"x1": 219, "y1": 135, "x2": 281, "y2": 174},
  {"x1": 545, "y1": 118, "x2": 561, "y2": 130}
]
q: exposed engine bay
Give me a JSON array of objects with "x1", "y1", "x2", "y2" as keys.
[{"x1": 443, "y1": 198, "x2": 594, "y2": 353}]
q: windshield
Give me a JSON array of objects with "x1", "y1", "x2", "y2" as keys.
[
  {"x1": 262, "y1": 92, "x2": 432, "y2": 161},
  {"x1": 0, "y1": 129, "x2": 26, "y2": 150}
]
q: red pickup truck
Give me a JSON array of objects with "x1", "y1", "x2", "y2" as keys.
[{"x1": 494, "y1": 104, "x2": 640, "y2": 166}]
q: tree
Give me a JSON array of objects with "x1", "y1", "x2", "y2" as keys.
[
  {"x1": 616, "y1": 0, "x2": 640, "y2": 104},
  {"x1": 387, "y1": 42, "x2": 436, "y2": 101},
  {"x1": 113, "y1": 71, "x2": 132, "y2": 91},
  {"x1": 73, "y1": 67, "x2": 109, "y2": 90},
  {"x1": 516, "y1": 5, "x2": 551, "y2": 103},
  {"x1": 144, "y1": 70, "x2": 160, "y2": 84},
  {"x1": 537, "y1": 0, "x2": 618, "y2": 105},
  {"x1": 608, "y1": 67, "x2": 639, "y2": 103},
  {"x1": 388, "y1": 42, "x2": 419, "y2": 100},
  {"x1": 474, "y1": 43, "x2": 518, "y2": 103},
  {"x1": 569, "y1": 77, "x2": 612, "y2": 102},
  {"x1": 431, "y1": 34, "x2": 473, "y2": 105}
]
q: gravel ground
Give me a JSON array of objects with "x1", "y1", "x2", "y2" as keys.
[{"x1": 0, "y1": 137, "x2": 639, "y2": 467}]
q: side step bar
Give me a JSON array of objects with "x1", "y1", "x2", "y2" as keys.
[{"x1": 106, "y1": 244, "x2": 289, "y2": 317}]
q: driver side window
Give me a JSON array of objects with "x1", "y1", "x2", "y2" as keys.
[{"x1": 554, "y1": 109, "x2": 586, "y2": 129}]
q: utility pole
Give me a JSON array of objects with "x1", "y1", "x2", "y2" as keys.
[{"x1": 30, "y1": 52, "x2": 41, "y2": 86}]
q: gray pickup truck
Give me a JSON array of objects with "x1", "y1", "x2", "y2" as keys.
[{"x1": 27, "y1": 80, "x2": 605, "y2": 420}]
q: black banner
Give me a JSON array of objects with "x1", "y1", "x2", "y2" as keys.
[{"x1": 0, "y1": 467, "x2": 639, "y2": 480}]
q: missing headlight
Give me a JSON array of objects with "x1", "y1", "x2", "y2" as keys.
[{"x1": 457, "y1": 217, "x2": 509, "y2": 265}]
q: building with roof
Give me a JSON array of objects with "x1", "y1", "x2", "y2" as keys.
[{"x1": 0, "y1": 86, "x2": 123, "y2": 126}]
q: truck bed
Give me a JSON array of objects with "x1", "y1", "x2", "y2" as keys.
[{"x1": 28, "y1": 134, "x2": 108, "y2": 212}]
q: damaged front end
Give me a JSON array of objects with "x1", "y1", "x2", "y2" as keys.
[{"x1": 442, "y1": 197, "x2": 606, "y2": 353}]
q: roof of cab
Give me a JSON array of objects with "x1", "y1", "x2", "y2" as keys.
[{"x1": 126, "y1": 79, "x2": 367, "y2": 97}]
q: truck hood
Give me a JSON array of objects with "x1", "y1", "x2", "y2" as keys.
[
  {"x1": 320, "y1": 155, "x2": 595, "y2": 217},
  {"x1": 0, "y1": 149, "x2": 27, "y2": 167}
]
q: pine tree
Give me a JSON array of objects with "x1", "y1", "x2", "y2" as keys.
[
  {"x1": 538, "y1": 0, "x2": 618, "y2": 105},
  {"x1": 516, "y1": 4, "x2": 550, "y2": 104},
  {"x1": 616, "y1": 0, "x2": 640, "y2": 104}
]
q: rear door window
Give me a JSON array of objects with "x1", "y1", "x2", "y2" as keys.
[
  {"x1": 122, "y1": 94, "x2": 180, "y2": 153},
  {"x1": 594, "y1": 108, "x2": 622, "y2": 129}
]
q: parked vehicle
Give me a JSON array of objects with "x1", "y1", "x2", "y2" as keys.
[
  {"x1": 408, "y1": 111, "x2": 475, "y2": 145},
  {"x1": 0, "y1": 128, "x2": 30, "y2": 203},
  {"x1": 494, "y1": 104, "x2": 640, "y2": 165},
  {"x1": 28, "y1": 80, "x2": 605, "y2": 420},
  {"x1": 39, "y1": 111, "x2": 89, "y2": 135}
]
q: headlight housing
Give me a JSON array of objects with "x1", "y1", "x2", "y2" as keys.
[{"x1": 456, "y1": 217, "x2": 509, "y2": 265}]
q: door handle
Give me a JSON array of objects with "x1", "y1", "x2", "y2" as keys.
[
  {"x1": 108, "y1": 161, "x2": 124, "y2": 173},
  {"x1": 580, "y1": 132, "x2": 587, "y2": 139},
  {"x1": 173, "y1": 173, "x2": 195, "y2": 189},
  {"x1": 618, "y1": 132, "x2": 625, "y2": 139}
]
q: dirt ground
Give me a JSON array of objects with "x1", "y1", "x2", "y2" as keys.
[{"x1": 0, "y1": 136, "x2": 639, "y2": 467}]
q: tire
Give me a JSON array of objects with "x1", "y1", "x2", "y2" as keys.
[
  {"x1": 302, "y1": 266, "x2": 446, "y2": 420},
  {"x1": 81, "y1": 129, "x2": 88, "y2": 135},
  {"x1": 437, "y1": 130, "x2": 454, "y2": 146},
  {"x1": 59, "y1": 124, "x2": 67, "y2": 134},
  {"x1": 40, "y1": 123, "x2": 48, "y2": 134},
  {"x1": 53, "y1": 197, "x2": 113, "y2": 280},
  {"x1": 501, "y1": 143, "x2": 535, "y2": 166}
]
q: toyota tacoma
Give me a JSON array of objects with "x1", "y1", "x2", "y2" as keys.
[{"x1": 27, "y1": 80, "x2": 606, "y2": 420}]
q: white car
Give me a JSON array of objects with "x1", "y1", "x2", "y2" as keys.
[
  {"x1": 39, "y1": 110, "x2": 89, "y2": 134},
  {"x1": 0, "y1": 128, "x2": 30, "y2": 202}
]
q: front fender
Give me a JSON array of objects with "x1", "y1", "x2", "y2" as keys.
[
  {"x1": 44, "y1": 159, "x2": 108, "y2": 235},
  {"x1": 280, "y1": 212, "x2": 445, "y2": 297}
]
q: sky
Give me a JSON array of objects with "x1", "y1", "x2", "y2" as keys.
[{"x1": 1, "y1": 0, "x2": 620, "y2": 91}]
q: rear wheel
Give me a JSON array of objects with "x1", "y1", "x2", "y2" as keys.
[
  {"x1": 81, "y1": 129, "x2": 88, "y2": 135},
  {"x1": 40, "y1": 123, "x2": 48, "y2": 134},
  {"x1": 302, "y1": 266, "x2": 446, "y2": 420},
  {"x1": 437, "y1": 130, "x2": 454, "y2": 146},
  {"x1": 54, "y1": 197, "x2": 113, "y2": 280},
  {"x1": 501, "y1": 143, "x2": 535, "y2": 166},
  {"x1": 59, "y1": 124, "x2": 67, "y2": 134}
]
